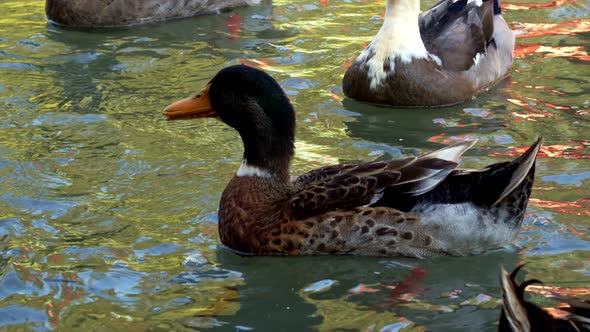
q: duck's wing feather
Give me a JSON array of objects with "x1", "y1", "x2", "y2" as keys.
[
  {"x1": 499, "y1": 265, "x2": 533, "y2": 332},
  {"x1": 419, "y1": 0, "x2": 495, "y2": 71},
  {"x1": 290, "y1": 141, "x2": 476, "y2": 219},
  {"x1": 379, "y1": 138, "x2": 542, "y2": 211},
  {"x1": 395, "y1": 140, "x2": 477, "y2": 195},
  {"x1": 436, "y1": 136, "x2": 541, "y2": 207},
  {"x1": 493, "y1": 137, "x2": 542, "y2": 205},
  {"x1": 292, "y1": 157, "x2": 414, "y2": 187},
  {"x1": 290, "y1": 161, "x2": 404, "y2": 219}
]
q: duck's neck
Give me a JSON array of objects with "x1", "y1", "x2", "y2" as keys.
[
  {"x1": 237, "y1": 120, "x2": 294, "y2": 182},
  {"x1": 358, "y1": 0, "x2": 436, "y2": 90},
  {"x1": 382, "y1": 0, "x2": 423, "y2": 45}
]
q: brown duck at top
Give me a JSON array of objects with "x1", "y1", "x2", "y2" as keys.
[
  {"x1": 45, "y1": 0, "x2": 262, "y2": 27},
  {"x1": 343, "y1": 0, "x2": 515, "y2": 106},
  {"x1": 163, "y1": 65, "x2": 541, "y2": 258}
]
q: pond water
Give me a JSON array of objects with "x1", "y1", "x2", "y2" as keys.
[{"x1": 0, "y1": 0, "x2": 589, "y2": 330}]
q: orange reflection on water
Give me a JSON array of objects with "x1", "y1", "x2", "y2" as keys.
[
  {"x1": 529, "y1": 198, "x2": 590, "y2": 216},
  {"x1": 329, "y1": 90, "x2": 343, "y2": 101},
  {"x1": 512, "y1": 19, "x2": 590, "y2": 39},
  {"x1": 490, "y1": 140, "x2": 589, "y2": 159},
  {"x1": 45, "y1": 273, "x2": 82, "y2": 327},
  {"x1": 526, "y1": 283, "x2": 590, "y2": 299},
  {"x1": 525, "y1": 284, "x2": 590, "y2": 320},
  {"x1": 239, "y1": 58, "x2": 279, "y2": 69},
  {"x1": 512, "y1": 83, "x2": 569, "y2": 97},
  {"x1": 544, "y1": 307, "x2": 580, "y2": 319},
  {"x1": 514, "y1": 43, "x2": 590, "y2": 61},
  {"x1": 507, "y1": 97, "x2": 555, "y2": 121},
  {"x1": 504, "y1": 0, "x2": 575, "y2": 10}
]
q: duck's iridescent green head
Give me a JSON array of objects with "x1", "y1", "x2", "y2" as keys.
[{"x1": 163, "y1": 65, "x2": 296, "y2": 177}]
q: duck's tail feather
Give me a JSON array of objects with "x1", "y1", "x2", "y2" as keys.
[
  {"x1": 500, "y1": 265, "x2": 532, "y2": 332},
  {"x1": 375, "y1": 139, "x2": 541, "y2": 215},
  {"x1": 494, "y1": 0, "x2": 502, "y2": 15},
  {"x1": 492, "y1": 137, "x2": 543, "y2": 206},
  {"x1": 500, "y1": 265, "x2": 590, "y2": 332},
  {"x1": 412, "y1": 138, "x2": 541, "y2": 207},
  {"x1": 444, "y1": 137, "x2": 541, "y2": 208}
]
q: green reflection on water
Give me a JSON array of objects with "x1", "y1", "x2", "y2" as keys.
[{"x1": 0, "y1": 0, "x2": 589, "y2": 330}]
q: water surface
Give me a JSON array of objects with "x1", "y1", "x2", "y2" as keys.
[{"x1": 0, "y1": 0, "x2": 589, "y2": 330}]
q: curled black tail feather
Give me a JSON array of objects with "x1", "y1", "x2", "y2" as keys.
[
  {"x1": 499, "y1": 265, "x2": 590, "y2": 332},
  {"x1": 494, "y1": 0, "x2": 502, "y2": 15}
]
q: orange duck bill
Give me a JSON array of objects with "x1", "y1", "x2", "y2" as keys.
[{"x1": 162, "y1": 83, "x2": 217, "y2": 120}]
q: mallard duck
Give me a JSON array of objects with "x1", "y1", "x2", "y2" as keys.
[
  {"x1": 343, "y1": 0, "x2": 515, "y2": 106},
  {"x1": 163, "y1": 65, "x2": 541, "y2": 257},
  {"x1": 500, "y1": 265, "x2": 590, "y2": 332},
  {"x1": 45, "y1": 0, "x2": 262, "y2": 27}
]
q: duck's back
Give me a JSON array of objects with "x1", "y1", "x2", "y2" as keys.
[
  {"x1": 343, "y1": 0, "x2": 515, "y2": 106},
  {"x1": 420, "y1": 0, "x2": 495, "y2": 71},
  {"x1": 418, "y1": 0, "x2": 515, "y2": 104},
  {"x1": 418, "y1": 0, "x2": 515, "y2": 102}
]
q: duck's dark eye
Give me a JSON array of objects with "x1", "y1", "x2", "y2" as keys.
[{"x1": 195, "y1": 94, "x2": 202, "y2": 98}]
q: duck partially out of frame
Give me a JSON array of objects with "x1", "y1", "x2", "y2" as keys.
[
  {"x1": 500, "y1": 265, "x2": 590, "y2": 332},
  {"x1": 45, "y1": 0, "x2": 262, "y2": 27},
  {"x1": 343, "y1": 0, "x2": 515, "y2": 107}
]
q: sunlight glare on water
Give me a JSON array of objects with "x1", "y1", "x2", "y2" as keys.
[{"x1": 0, "y1": 0, "x2": 589, "y2": 330}]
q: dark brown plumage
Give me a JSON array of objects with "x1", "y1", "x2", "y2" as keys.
[
  {"x1": 343, "y1": 0, "x2": 515, "y2": 106},
  {"x1": 500, "y1": 265, "x2": 590, "y2": 332},
  {"x1": 163, "y1": 65, "x2": 542, "y2": 257}
]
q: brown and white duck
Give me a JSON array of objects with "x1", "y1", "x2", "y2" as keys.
[
  {"x1": 163, "y1": 65, "x2": 541, "y2": 257},
  {"x1": 45, "y1": 0, "x2": 262, "y2": 27},
  {"x1": 343, "y1": 0, "x2": 515, "y2": 106},
  {"x1": 500, "y1": 265, "x2": 590, "y2": 332}
]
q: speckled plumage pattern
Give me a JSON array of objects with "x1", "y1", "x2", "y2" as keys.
[{"x1": 499, "y1": 265, "x2": 590, "y2": 332}]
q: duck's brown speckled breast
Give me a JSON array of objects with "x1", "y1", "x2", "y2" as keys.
[{"x1": 217, "y1": 175, "x2": 293, "y2": 254}]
